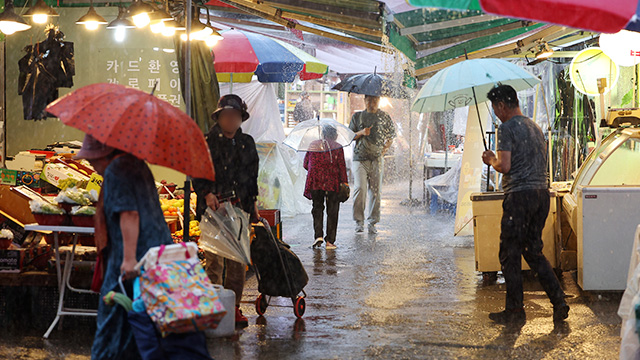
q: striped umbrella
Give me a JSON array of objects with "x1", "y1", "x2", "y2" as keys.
[{"x1": 213, "y1": 29, "x2": 328, "y2": 84}]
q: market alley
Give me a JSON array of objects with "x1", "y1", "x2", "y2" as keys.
[{"x1": 0, "y1": 182, "x2": 622, "y2": 359}]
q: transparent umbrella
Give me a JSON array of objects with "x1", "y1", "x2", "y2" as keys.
[
  {"x1": 282, "y1": 118, "x2": 355, "y2": 152},
  {"x1": 199, "y1": 202, "x2": 251, "y2": 265}
]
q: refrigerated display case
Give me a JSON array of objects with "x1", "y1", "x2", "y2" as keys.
[{"x1": 562, "y1": 127, "x2": 640, "y2": 290}]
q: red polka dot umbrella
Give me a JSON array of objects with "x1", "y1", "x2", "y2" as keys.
[{"x1": 46, "y1": 83, "x2": 216, "y2": 182}]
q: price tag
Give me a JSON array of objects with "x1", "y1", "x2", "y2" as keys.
[{"x1": 86, "y1": 173, "x2": 103, "y2": 194}]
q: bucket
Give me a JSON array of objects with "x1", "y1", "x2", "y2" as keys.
[{"x1": 205, "y1": 285, "x2": 235, "y2": 338}]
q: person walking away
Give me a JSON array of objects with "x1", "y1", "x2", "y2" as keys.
[
  {"x1": 349, "y1": 95, "x2": 396, "y2": 234},
  {"x1": 293, "y1": 91, "x2": 315, "y2": 122},
  {"x1": 482, "y1": 84, "x2": 569, "y2": 325},
  {"x1": 193, "y1": 94, "x2": 260, "y2": 329},
  {"x1": 81, "y1": 135, "x2": 173, "y2": 359},
  {"x1": 303, "y1": 125, "x2": 348, "y2": 250}
]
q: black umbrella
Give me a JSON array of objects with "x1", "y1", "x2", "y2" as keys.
[{"x1": 332, "y1": 71, "x2": 411, "y2": 99}]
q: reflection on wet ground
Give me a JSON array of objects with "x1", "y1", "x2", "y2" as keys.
[{"x1": 0, "y1": 183, "x2": 623, "y2": 359}]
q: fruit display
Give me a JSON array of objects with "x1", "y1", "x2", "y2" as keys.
[
  {"x1": 57, "y1": 178, "x2": 88, "y2": 191},
  {"x1": 160, "y1": 195, "x2": 197, "y2": 217},
  {"x1": 173, "y1": 220, "x2": 201, "y2": 239},
  {"x1": 160, "y1": 198, "x2": 185, "y2": 216},
  {"x1": 29, "y1": 199, "x2": 65, "y2": 214},
  {"x1": 55, "y1": 187, "x2": 97, "y2": 206},
  {"x1": 71, "y1": 206, "x2": 97, "y2": 216}
]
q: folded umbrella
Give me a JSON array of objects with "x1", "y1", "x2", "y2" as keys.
[
  {"x1": 45, "y1": 83, "x2": 215, "y2": 181},
  {"x1": 283, "y1": 118, "x2": 355, "y2": 152},
  {"x1": 199, "y1": 202, "x2": 252, "y2": 265}
]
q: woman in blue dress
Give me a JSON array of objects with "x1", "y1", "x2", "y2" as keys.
[{"x1": 77, "y1": 134, "x2": 172, "y2": 360}]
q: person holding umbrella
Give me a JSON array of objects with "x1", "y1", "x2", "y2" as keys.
[
  {"x1": 193, "y1": 94, "x2": 260, "y2": 329},
  {"x1": 293, "y1": 91, "x2": 316, "y2": 122},
  {"x1": 73, "y1": 135, "x2": 174, "y2": 359},
  {"x1": 349, "y1": 95, "x2": 396, "y2": 234},
  {"x1": 481, "y1": 84, "x2": 569, "y2": 325},
  {"x1": 304, "y1": 125, "x2": 348, "y2": 250}
]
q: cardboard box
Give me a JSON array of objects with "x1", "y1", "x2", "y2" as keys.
[
  {"x1": 0, "y1": 168, "x2": 17, "y2": 185},
  {"x1": 41, "y1": 163, "x2": 90, "y2": 188},
  {"x1": 16, "y1": 171, "x2": 43, "y2": 189}
]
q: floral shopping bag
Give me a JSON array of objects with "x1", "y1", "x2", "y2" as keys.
[{"x1": 140, "y1": 243, "x2": 227, "y2": 335}]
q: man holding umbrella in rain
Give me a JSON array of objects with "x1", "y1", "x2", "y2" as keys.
[
  {"x1": 482, "y1": 84, "x2": 569, "y2": 325},
  {"x1": 349, "y1": 95, "x2": 396, "y2": 234}
]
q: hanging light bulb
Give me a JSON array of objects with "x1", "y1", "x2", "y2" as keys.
[
  {"x1": 0, "y1": 0, "x2": 32, "y2": 35},
  {"x1": 107, "y1": 7, "x2": 134, "y2": 42},
  {"x1": 150, "y1": 20, "x2": 164, "y2": 33},
  {"x1": 205, "y1": 34, "x2": 219, "y2": 47},
  {"x1": 161, "y1": 19, "x2": 183, "y2": 37},
  {"x1": 115, "y1": 26, "x2": 126, "y2": 42},
  {"x1": 24, "y1": 0, "x2": 58, "y2": 24},
  {"x1": 127, "y1": 0, "x2": 154, "y2": 28},
  {"x1": 76, "y1": 0, "x2": 107, "y2": 31}
]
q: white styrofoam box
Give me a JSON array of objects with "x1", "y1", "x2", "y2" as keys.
[{"x1": 205, "y1": 285, "x2": 235, "y2": 338}]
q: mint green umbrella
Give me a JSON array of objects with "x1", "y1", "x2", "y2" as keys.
[{"x1": 412, "y1": 58, "x2": 539, "y2": 150}]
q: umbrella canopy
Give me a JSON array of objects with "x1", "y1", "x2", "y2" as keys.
[
  {"x1": 479, "y1": 0, "x2": 637, "y2": 34},
  {"x1": 332, "y1": 73, "x2": 411, "y2": 99},
  {"x1": 283, "y1": 118, "x2": 355, "y2": 152},
  {"x1": 199, "y1": 203, "x2": 251, "y2": 265},
  {"x1": 46, "y1": 83, "x2": 216, "y2": 181},
  {"x1": 412, "y1": 58, "x2": 540, "y2": 113},
  {"x1": 213, "y1": 29, "x2": 328, "y2": 83}
]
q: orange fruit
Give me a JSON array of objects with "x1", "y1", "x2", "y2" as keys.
[{"x1": 163, "y1": 211, "x2": 170, "y2": 216}]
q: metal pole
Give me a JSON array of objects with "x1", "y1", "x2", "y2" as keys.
[
  {"x1": 408, "y1": 109, "x2": 413, "y2": 200},
  {"x1": 183, "y1": 2, "x2": 193, "y2": 242}
]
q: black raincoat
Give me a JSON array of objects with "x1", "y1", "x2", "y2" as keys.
[{"x1": 18, "y1": 28, "x2": 75, "y2": 120}]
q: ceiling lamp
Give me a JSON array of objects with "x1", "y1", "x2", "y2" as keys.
[
  {"x1": 107, "y1": 6, "x2": 134, "y2": 29},
  {"x1": 161, "y1": 19, "x2": 184, "y2": 37},
  {"x1": 23, "y1": 0, "x2": 59, "y2": 25},
  {"x1": 148, "y1": 6, "x2": 172, "y2": 34},
  {"x1": 127, "y1": 0, "x2": 154, "y2": 28},
  {"x1": 107, "y1": 7, "x2": 134, "y2": 42},
  {"x1": 0, "y1": 0, "x2": 32, "y2": 35},
  {"x1": 76, "y1": 0, "x2": 107, "y2": 31}
]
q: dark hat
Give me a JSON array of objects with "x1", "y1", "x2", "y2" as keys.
[
  {"x1": 75, "y1": 134, "x2": 115, "y2": 160},
  {"x1": 211, "y1": 94, "x2": 250, "y2": 122}
]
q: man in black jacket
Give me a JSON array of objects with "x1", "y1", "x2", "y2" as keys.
[{"x1": 193, "y1": 94, "x2": 259, "y2": 328}]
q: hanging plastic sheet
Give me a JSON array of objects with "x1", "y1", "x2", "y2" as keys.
[
  {"x1": 424, "y1": 160, "x2": 461, "y2": 204},
  {"x1": 255, "y1": 142, "x2": 311, "y2": 218},
  {"x1": 219, "y1": 82, "x2": 285, "y2": 143}
]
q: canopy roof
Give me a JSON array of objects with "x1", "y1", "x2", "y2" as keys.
[{"x1": 205, "y1": 0, "x2": 592, "y2": 80}]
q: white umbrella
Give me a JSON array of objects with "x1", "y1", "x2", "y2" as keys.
[{"x1": 283, "y1": 118, "x2": 355, "y2": 152}]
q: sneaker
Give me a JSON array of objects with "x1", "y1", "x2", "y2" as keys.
[
  {"x1": 489, "y1": 308, "x2": 526, "y2": 325},
  {"x1": 235, "y1": 306, "x2": 248, "y2": 328},
  {"x1": 368, "y1": 224, "x2": 377, "y2": 234},
  {"x1": 326, "y1": 242, "x2": 337, "y2": 250},
  {"x1": 355, "y1": 224, "x2": 364, "y2": 233},
  {"x1": 312, "y1": 237, "x2": 324, "y2": 248},
  {"x1": 553, "y1": 303, "x2": 570, "y2": 322}
]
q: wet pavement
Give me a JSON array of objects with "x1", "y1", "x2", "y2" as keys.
[{"x1": 0, "y1": 183, "x2": 623, "y2": 359}]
